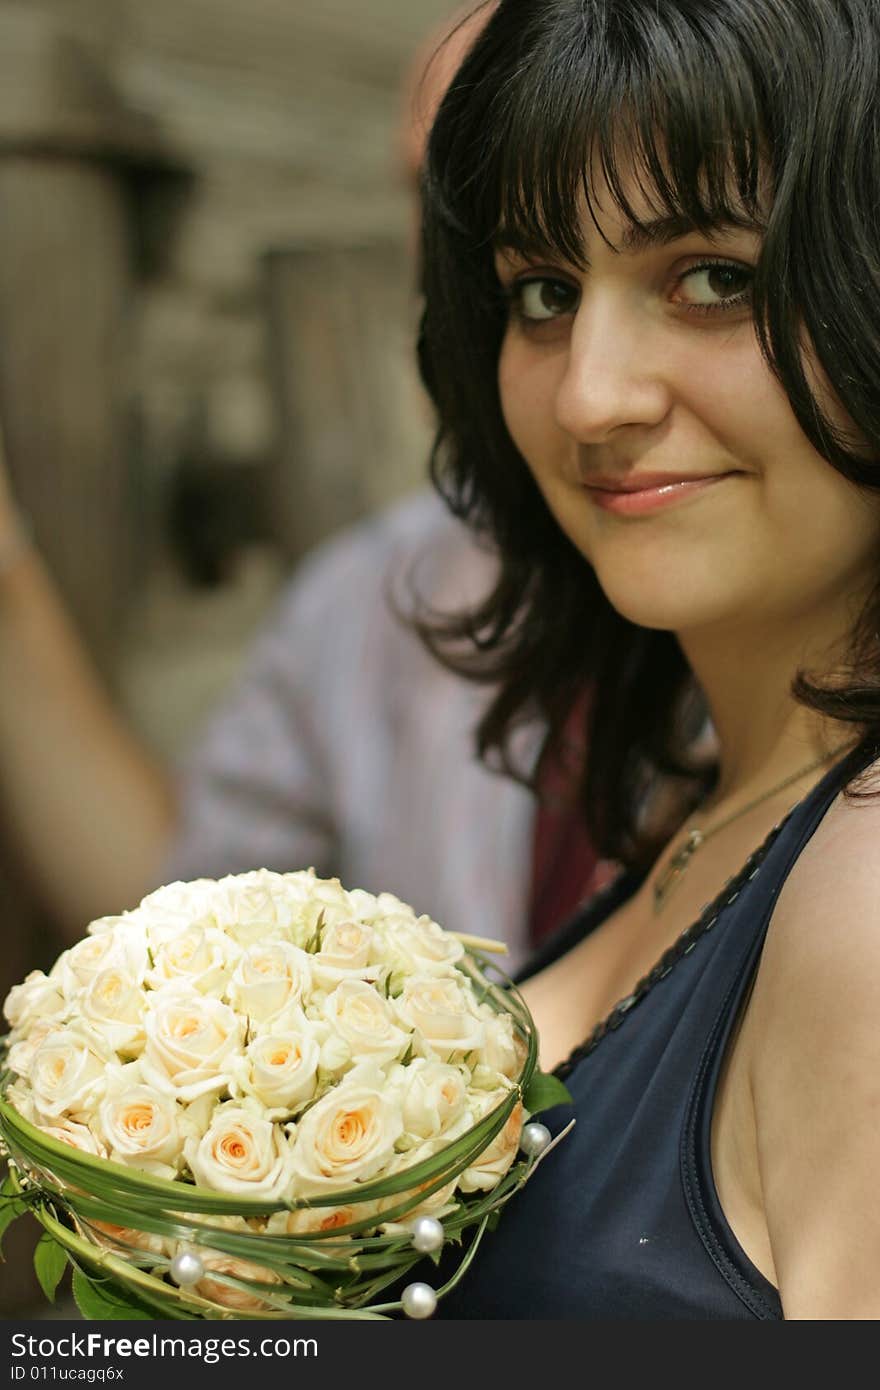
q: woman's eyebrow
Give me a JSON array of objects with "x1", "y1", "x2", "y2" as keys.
[{"x1": 616, "y1": 213, "x2": 763, "y2": 254}]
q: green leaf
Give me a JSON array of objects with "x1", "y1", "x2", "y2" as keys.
[
  {"x1": 33, "y1": 1234, "x2": 69, "y2": 1302},
  {"x1": 522, "y1": 1071, "x2": 573, "y2": 1115},
  {"x1": 0, "y1": 1197, "x2": 26, "y2": 1257},
  {"x1": 0, "y1": 1173, "x2": 28, "y2": 1259},
  {"x1": 71, "y1": 1268, "x2": 154, "y2": 1321}
]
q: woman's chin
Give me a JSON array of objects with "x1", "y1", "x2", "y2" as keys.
[{"x1": 596, "y1": 582, "x2": 730, "y2": 635}]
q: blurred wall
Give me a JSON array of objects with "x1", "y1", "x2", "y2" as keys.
[{"x1": 0, "y1": 0, "x2": 463, "y2": 746}]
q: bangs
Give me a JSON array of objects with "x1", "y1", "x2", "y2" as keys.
[{"x1": 434, "y1": 0, "x2": 786, "y2": 263}]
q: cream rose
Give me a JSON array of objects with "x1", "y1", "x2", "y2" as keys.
[
  {"x1": 138, "y1": 879, "x2": 220, "y2": 934},
  {"x1": 458, "y1": 1096, "x2": 523, "y2": 1193},
  {"x1": 85, "y1": 1221, "x2": 168, "y2": 1261},
  {"x1": 373, "y1": 915, "x2": 464, "y2": 983},
  {"x1": 141, "y1": 989, "x2": 243, "y2": 1101},
  {"x1": 190, "y1": 1251, "x2": 282, "y2": 1313},
  {"x1": 54, "y1": 924, "x2": 149, "y2": 999},
  {"x1": 80, "y1": 968, "x2": 146, "y2": 1057},
  {"x1": 311, "y1": 920, "x2": 379, "y2": 988},
  {"x1": 322, "y1": 979, "x2": 410, "y2": 1065},
  {"x1": 288, "y1": 1080, "x2": 403, "y2": 1195},
  {"x1": 345, "y1": 888, "x2": 381, "y2": 921},
  {"x1": 96, "y1": 1084, "x2": 183, "y2": 1178},
  {"x1": 212, "y1": 869, "x2": 306, "y2": 945},
  {"x1": 28, "y1": 1023, "x2": 113, "y2": 1120},
  {"x1": 267, "y1": 1203, "x2": 370, "y2": 1238},
  {"x1": 478, "y1": 1010, "x2": 525, "y2": 1079},
  {"x1": 393, "y1": 976, "x2": 484, "y2": 1060},
  {"x1": 185, "y1": 1104, "x2": 292, "y2": 1199},
  {"x1": 235, "y1": 1028, "x2": 320, "y2": 1114},
  {"x1": 3, "y1": 1078, "x2": 37, "y2": 1124},
  {"x1": 5, "y1": 1019, "x2": 58, "y2": 1085},
  {"x1": 293, "y1": 874, "x2": 363, "y2": 943},
  {"x1": 40, "y1": 1119, "x2": 107, "y2": 1158},
  {"x1": 145, "y1": 923, "x2": 235, "y2": 997},
  {"x1": 376, "y1": 1127, "x2": 471, "y2": 1231},
  {"x1": 3, "y1": 972, "x2": 67, "y2": 1036},
  {"x1": 399, "y1": 1058, "x2": 470, "y2": 1139},
  {"x1": 227, "y1": 941, "x2": 313, "y2": 1022}
]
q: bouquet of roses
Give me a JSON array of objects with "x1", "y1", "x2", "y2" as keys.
[{"x1": 0, "y1": 868, "x2": 569, "y2": 1319}]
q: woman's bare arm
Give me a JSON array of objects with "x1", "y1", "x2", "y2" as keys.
[{"x1": 0, "y1": 439, "x2": 174, "y2": 939}]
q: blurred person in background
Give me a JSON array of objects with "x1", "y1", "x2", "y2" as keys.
[{"x1": 0, "y1": 3, "x2": 609, "y2": 974}]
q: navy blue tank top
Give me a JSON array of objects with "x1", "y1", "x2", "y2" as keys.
[{"x1": 439, "y1": 747, "x2": 868, "y2": 1320}]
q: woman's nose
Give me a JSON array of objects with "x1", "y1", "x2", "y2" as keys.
[{"x1": 554, "y1": 294, "x2": 672, "y2": 444}]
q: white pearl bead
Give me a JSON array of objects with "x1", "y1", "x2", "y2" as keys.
[
  {"x1": 169, "y1": 1250, "x2": 205, "y2": 1287},
  {"x1": 410, "y1": 1215, "x2": 445, "y2": 1254},
  {"x1": 520, "y1": 1121, "x2": 552, "y2": 1158},
  {"x1": 401, "y1": 1281, "x2": 438, "y2": 1319}
]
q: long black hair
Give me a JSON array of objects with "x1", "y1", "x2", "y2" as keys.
[{"x1": 416, "y1": 0, "x2": 880, "y2": 868}]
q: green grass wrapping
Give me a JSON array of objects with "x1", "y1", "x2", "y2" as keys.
[{"x1": 0, "y1": 951, "x2": 542, "y2": 1319}]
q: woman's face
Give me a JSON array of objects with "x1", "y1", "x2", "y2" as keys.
[{"x1": 494, "y1": 173, "x2": 880, "y2": 646}]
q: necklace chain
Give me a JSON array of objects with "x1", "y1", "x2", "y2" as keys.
[
  {"x1": 652, "y1": 747, "x2": 843, "y2": 915},
  {"x1": 554, "y1": 814, "x2": 788, "y2": 1081}
]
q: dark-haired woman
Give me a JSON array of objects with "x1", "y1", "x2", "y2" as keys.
[{"x1": 418, "y1": 0, "x2": 880, "y2": 1319}]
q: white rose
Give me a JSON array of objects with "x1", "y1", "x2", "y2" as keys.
[
  {"x1": 311, "y1": 920, "x2": 379, "y2": 988},
  {"x1": 288, "y1": 1080, "x2": 403, "y2": 1195},
  {"x1": 80, "y1": 968, "x2": 146, "y2": 1057},
  {"x1": 54, "y1": 924, "x2": 148, "y2": 999},
  {"x1": 477, "y1": 1010, "x2": 525, "y2": 1079},
  {"x1": 227, "y1": 941, "x2": 313, "y2": 1022},
  {"x1": 291, "y1": 872, "x2": 355, "y2": 916},
  {"x1": 96, "y1": 1084, "x2": 184, "y2": 1179},
  {"x1": 3, "y1": 972, "x2": 67, "y2": 1036},
  {"x1": 212, "y1": 869, "x2": 306, "y2": 945},
  {"x1": 29, "y1": 1023, "x2": 113, "y2": 1120},
  {"x1": 458, "y1": 1095, "x2": 523, "y2": 1193},
  {"x1": 145, "y1": 923, "x2": 235, "y2": 997},
  {"x1": 38, "y1": 1119, "x2": 107, "y2": 1158},
  {"x1": 6, "y1": 1019, "x2": 58, "y2": 1083},
  {"x1": 393, "y1": 976, "x2": 484, "y2": 1060},
  {"x1": 4, "y1": 1078, "x2": 38, "y2": 1124},
  {"x1": 376, "y1": 1128, "x2": 470, "y2": 1231},
  {"x1": 141, "y1": 989, "x2": 243, "y2": 1101},
  {"x1": 235, "y1": 1028, "x2": 320, "y2": 1115},
  {"x1": 345, "y1": 888, "x2": 381, "y2": 921},
  {"x1": 291, "y1": 873, "x2": 361, "y2": 942},
  {"x1": 322, "y1": 979, "x2": 410, "y2": 1065},
  {"x1": 138, "y1": 879, "x2": 220, "y2": 936},
  {"x1": 373, "y1": 916, "x2": 464, "y2": 982},
  {"x1": 374, "y1": 891, "x2": 417, "y2": 919},
  {"x1": 185, "y1": 1104, "x2": 292, "y2": 1200},
  {"x1": 400, "y1": 1059, "x2": 470, "y2": 1139}
]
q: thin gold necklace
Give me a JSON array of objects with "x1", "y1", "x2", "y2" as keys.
[{"x1": 652, "y1": 746, "x2": 845, "y2": 915}]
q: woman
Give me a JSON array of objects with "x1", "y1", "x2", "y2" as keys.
[{"x1": 417, "y1": 0, "x2": 880, "y2": 1318}]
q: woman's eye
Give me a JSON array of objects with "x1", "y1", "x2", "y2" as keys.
[
  {"x1": 510, "y1": 277, "x2": 578, "y2": 322},
  {"x1": 674, "y1": 262, "x2": 753, "y2": 312}
]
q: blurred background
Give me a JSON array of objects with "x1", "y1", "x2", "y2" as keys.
[{"x1": 0, "y1": 0, "x2": 469, "y2": 1314}]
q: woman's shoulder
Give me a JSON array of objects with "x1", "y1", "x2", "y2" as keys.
[
  {"x1": 752, "y1": 767, "x2": 880, "y2": 1027},
  {"x1": 765, "y1": 763, "x2": 880, "y2": 967}
]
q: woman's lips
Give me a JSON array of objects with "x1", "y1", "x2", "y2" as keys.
[{"x1": 583, "y1": 471, "x2": 738, "y2": 516}]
